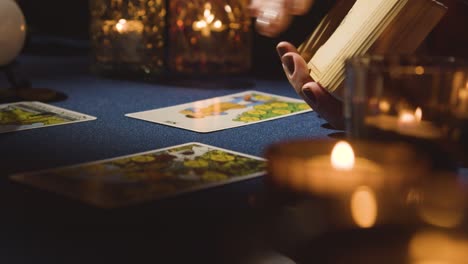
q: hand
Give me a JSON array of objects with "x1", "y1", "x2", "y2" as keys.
[
  {"x1": 277, "y1": 41, "x2": 345, "y2": 129},
  {"x1": 249, "y1": 0, "x2": 315, "y2": 37}
]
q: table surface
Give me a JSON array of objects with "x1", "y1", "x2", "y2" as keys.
[{"x1": 0, "y1": 55, "x2": 340, "y2": 264}]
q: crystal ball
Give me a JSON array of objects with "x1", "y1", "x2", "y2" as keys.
[{"x1": 0, "y1": 0, "x2": 26, "y2": 66}]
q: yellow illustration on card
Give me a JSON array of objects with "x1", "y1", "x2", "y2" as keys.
[
  {"x1": 0, "y1": 106, "x2": 67, "y2": 126},
  {"x1": 234, "y1": 100, "x2": 310, "y2": 123}
]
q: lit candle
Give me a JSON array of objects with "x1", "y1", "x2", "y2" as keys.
[
  {"x1": 365, "y1": 107, "x2": 442, "y2": 139},
  {"x1": 192, "y1": 3, "x2": 226, "y2": 37},
  {"x1": 266, "y1": 140, "x2": 427, "y2": 197},
  {"x1": 301, "y1": 141, "x2": 384, "y2": 195}
]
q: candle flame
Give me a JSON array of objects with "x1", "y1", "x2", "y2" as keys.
[
  {"x1": 213, "y1": 20, "x2": 223, "y2": 30},
  {"x1": 378, "y1": 100, "x2": 391, "y2": 113},
  {"x1": 330, "y1": 141, "x2": 355, "y2": 170},
  {"x1": 204, "y1": 11, "x2": 215, "y2": 23},
  {"x1": 415, "y1": 107, "x2": 422, "y2": 122},
  {"x1": 192, "y1": 4, "x2": 225, "y2": 36},
  {"x1": 415, "y1": 66, "x2": 425, "y2": 75},
  {"x1": 115, "y1": 19, "x2": 127, "y2": 32},
  {"x1": 193, "y1": 20, "x2": 207, "y2": 30},
  {"x1": 351, "y1": 186, "x2": 378, "y2": 228},
  {"x1": 399, "y1": 108, "x2": 422, "y2": 125},
  {"x1": 399, "y1": 110, "x2": 417, "y2": 124}
]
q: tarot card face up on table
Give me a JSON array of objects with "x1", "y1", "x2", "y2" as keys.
[
  {"x1": 0, "y1": 101, "x2": 96, "y2": 133},
  {"x1": 11, "y1": 143, "x2": 267, "y2": 208},
  {"x1": 126, "y1": 91, "x2": 312, "y2": 133}
]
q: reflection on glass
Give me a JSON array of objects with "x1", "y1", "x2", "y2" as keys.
[
  {"x1": 418, "y1": 176, "x2": 466, "y2": 229},
  {"x1": 350, "y1": 186, "x2": 378, "y2": 228},
  {"x1": 168, "y1": 0, "x2": 252, "y2": 74},
  {"x1": 345, "y1": 55, "x2": 468, "y2": 167},
  {"x1": 89, "y1": 0, "x2": 166, "y2": 76}
]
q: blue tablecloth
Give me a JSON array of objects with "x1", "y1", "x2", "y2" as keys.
[
  {"x1": 1, "y1": 56, "x2": 334, "y2": 174},
  {"x1": 0, "y1": 55, "x2": 340, "y2": 263}
]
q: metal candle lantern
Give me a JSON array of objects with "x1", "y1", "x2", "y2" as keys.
[
  {"x1": 89, "y1": 0, "x2": 166, "y2": 77},
  {"x1": 168, "y1": 0, "x2": 252, "y2": 75}
]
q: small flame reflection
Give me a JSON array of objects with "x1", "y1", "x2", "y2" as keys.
[
  {"x1": 350, "y1": 186, "x2": 378, "y2": 228},
  {"x1": 192, "y1": 2, "x2": 225, "y2": 36},
  {"x1": 414, "y1": 66, "x2": 425, "y2": 75},
  {"x1": 115, "y1": 19, "x2": 127, "y2": 32},
  {"x1": 415, "y1": 107, "x2": 422, "y2": 122},
  {"x1": 378, "y1": 100, "x2": 391, "y2": 113}
]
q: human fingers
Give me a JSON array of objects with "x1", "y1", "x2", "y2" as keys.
[
  {"x1": 302, "y1": 83, "x2": 345, "y2": 129},
  {"x1": 277, "y1": 42, "x2": 312, "y2": 98},
  {"x1": 277, "y1": 42, "x2": 344, "y2": 129},
  {"x1": 276, "y1": 41, "x2": 298, "y2": 57},
  {"x1": 254, "y1": 0, "x2": 292, "y2": 37}
]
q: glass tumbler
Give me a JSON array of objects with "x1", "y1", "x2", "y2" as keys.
[
  {"x1": 344, "y1": 55, "x2": 468, "y2": 169},
  {"x1": 89, "y1": 0, "x2": 166, "y2": 77},
  {"x1": 167, "y1": 0, "x2": 252, "y2": 75}
]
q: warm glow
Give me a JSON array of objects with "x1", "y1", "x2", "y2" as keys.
[
  {"x1": 415, "y1": 66, "x2": 425, "y2": 75},
  {"x1": 330, "y1": 141, "x2": 355, "y2": 170},
  {"x1": 459, "y1": 82, "x2": 468, "y2": 101},
  {"x1": 399, "y1": 111, "x2": 416, "y2": 123},
  {"x1": 204, "y1": 10, "x2": 215, "y2": 23},
  {"x1": 192, "y1": 3, "x2": 225, "y2": 36},
  {"x1": 409, "y1": 231, "x2": 468, "y2": 263},
  {"x1": 414, "y1": 107, "x2": 422, "y2": 122},
  {"x1": 459, "y1": 88, "x2": 468, "y2": 100},
  {"x1": 213, "y1": 20, "x2": 223, "y2": 29},
  {"x1": 351, "y1": 186, "x2": 378, "y2": 228},
  {"x1": 176, "y1": 19, "x2": 184, "y2": 28},
  {"x1": 398, "y1": 109, "x2": 421, "y2": 125},
  {"x1": 193, "y1": 20, "x2": 207, "y2": 30},
  {"x1": 224, "y1": 5, "x2": 232, "y2": 13},
  {"x1": 115, "y1": 19, "x2": 127, "y2": 32},
  {"x1": 378, "y1": 100, "x2": 391, "y2": 113},
  {"x1": 418, "y1": 178, "x2": 465, "y2": 228}
]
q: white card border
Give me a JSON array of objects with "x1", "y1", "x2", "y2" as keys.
[{"x1": 125, "y1": 90, "x2": 313, "y2": 133}]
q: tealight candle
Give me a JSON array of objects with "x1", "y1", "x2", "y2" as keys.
[
  {"x1": 345, "y1": 55, "x2": 468, "y2": 168},
  {"x1": 89, "y1": 0, "x2": 166, "y2": 76},
  {"x1": 365, "y1": 107, "x2": 442, "y2": 139},
  {"x1": 265, "y1": 139, "x2": 428, "y2": 197},
  {"x1": 168, "y1": 0, "x2": 252, "y2": 74}
]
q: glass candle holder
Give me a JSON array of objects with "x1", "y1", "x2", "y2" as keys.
[
  {"x1": 263, "y1": 139, "x2": 468, "y2": 264},
  {"x1": 89, "y1": 0, "x2": 166, "y2": 77},
  {"x1": 168, "y1": 0, "x2": 252, "y2": 75},
  {"x1": 344, "y1": 55, "x2": 468, "y2": 168}
]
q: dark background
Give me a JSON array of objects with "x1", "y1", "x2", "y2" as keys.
[{"x1": 15, "y1": 0, "x2": 468, "y2": 77}]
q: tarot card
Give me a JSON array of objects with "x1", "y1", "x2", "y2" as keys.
[
  {"x1": 0, "y1": 101, "x2": 96, "y2": 133},
  {"x1": 125, "y1": 91, "x2": 312, "y2": 133},
  {"x1": 11, "y1": 142, "x2": 267, "y2": 208}
]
